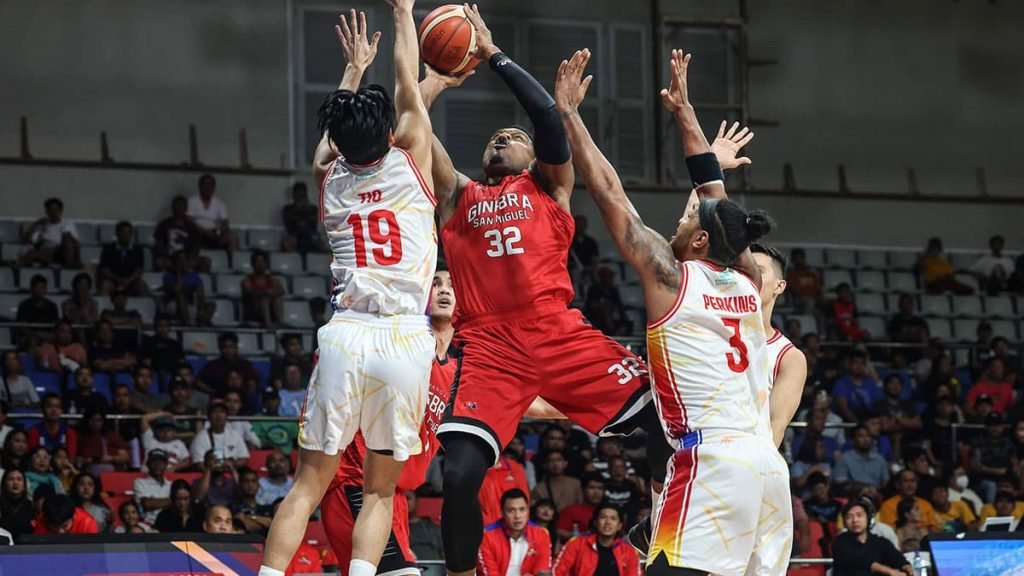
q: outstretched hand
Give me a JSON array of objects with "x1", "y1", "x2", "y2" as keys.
[
  {"x1": 424, "y1": 63, "x2": 475, "y2": 89},
  {"x1": 463, "y1": 3, "x2": 499, "y2": 60},
  {"x1": 554, "y1": 49, "x2": 594, "y2": 113},
  {"x1": 660, "y1": 49, "x2": 692, "y2": 114},
  {"x1": 711, "y1": 121, "x2": 754, "y2": 169},
  {"x1": 336, "y1": 10, "x2": 381, "y2": 73}
]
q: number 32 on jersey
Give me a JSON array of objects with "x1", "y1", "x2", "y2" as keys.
[{"x1": 484, "y1": 226, "x2": 524, "y2": 257}]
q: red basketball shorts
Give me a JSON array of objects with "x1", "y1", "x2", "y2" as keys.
[{"x1": 320, "y1": 482, "x2": 417, "y2": 576}]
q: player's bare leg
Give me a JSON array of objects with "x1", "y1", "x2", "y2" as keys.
[
  {"x1": 260, "y1": 448, "x2": 342, "y2": 574},
  {"x1": 350, "y1": 450, "x2": 406, "y2": 571}
]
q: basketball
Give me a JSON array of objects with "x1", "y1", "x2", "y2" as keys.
[{"x1": 418, "y1": 4, "x2": 480, "y2": 75}]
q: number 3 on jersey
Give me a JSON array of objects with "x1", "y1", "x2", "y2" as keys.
[
  {"x1": 484, "y1": 226, "x2": 525, "y2": 257},
  {"x1": 348, "y1": 210, "x2": 403, "y2": 268},
  {"x1": 722, "y1": 318, "x2": 749, "y2": 373}
]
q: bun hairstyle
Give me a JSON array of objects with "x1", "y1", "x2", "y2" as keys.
[
  {"x1": 317, "y1": 85, "x2": 396, "y2": 166},
  {"x1": 698, "y1": 198, "x2": 777, "y2": 266}
]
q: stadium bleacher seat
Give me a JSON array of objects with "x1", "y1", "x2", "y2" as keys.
[
  {"x1": 826, "y1": 248, "x2": 857, "y2": 268},
  {"x1": 822, "y1": 269, "x2": 853, "y2": 290},
  {"x1": 92, "y1": 372, "x2": 113, "y2": 402},
  {"x1": 142, "y1": 272, "x2": 165, "y2": 293},
  {"x1": 0, "y1": 268, "x2": 15, "y2": 291},
  {"x1": 0, "y1": 328, "x2": 12, "y2": 348},
  {"x1": 215, "y1": 274, "x2": 245, "y2": 298},
  {"x1": 101, "y1": 471, "x2": 146, "y2": 495},
  {"x1": 949, "y1": 252, "x2": 979, "y2": 271},
  {"x1": 75, "y1": 222, "x2": 99, "y2": 245},
  {"x1": 0, "y1": 244, "x2": 28, "y2": 262},
  {"x1": 250, "y1": 449, "x2": 274, "y2": 471},
  {"x1": 18, "y1": 353, "x2": 34, "y2": 371},
  {"x1": 859, "y1": 316, "x2": 886, "y2": 339},
  {"x1": 855, "y1": 270, "x2": 886, "y2": 292},
  {"x1": 600, "y1": 244, "x2": 621, "y2": 262},
  {"x1": 985, "y1": 296, "x2": 1016, "y2": 318},
  {"x1": 127, "y1": 297, "x2": 157, "y2": 324},
  {"x1": 787, "y1": 314, "x2": 818, "y2": 335},
  {"x1": 283, "y1": 301, "x2": 315, "y2": 328},
  {"x1": 952, "y1": 296, "x2": 983, "y2": 318},
  {"x1": 856, "y1": 293, "x2": 886, "y2": 315},
  {"x1": 210, "y1": 299, "x2": 239, "y2": 326},
  {"x1": 58, "y1": 268, "x2": 86, "y2": 293},
  {"x1": 270, "y1": 252, "x2": 303, "y2": 275},
  {"x1": 926, "y1": 318, "x2": 952, "y2": 340},
  {"x1": 887, "y1": 251, "x2": 918, "y2": 270},
  {"x1": 246, "y1": 229, "x2": 282, "y2": 251},
  {"x1": 236, "y1": 332, "x2": 263, "y2": 356},
  {"x1": 990, "y1": 320, "x2": 1019, "y2": 341},
  {"x1": 954, "y1": 273, "x2": 979, "y2": 293},
  {"x1": 136, "y1": 223, "x2": 156, "y2": 245},
  {"x1": 953, "y1": 319, "x2": 980, "y2": 342},
  {"x1": 292, "y1": 276, "x2": 327, "y2": 299},
  {"x1": 0, "y1": 221, "x2": 21, "y2": 244},
  {"x1": 201, "y1": 250, "x2": 230, "y2": 272},
  {"x1": 888, "y1": 271, "x2": 918, "y2": 292},
  {"x1": 29, "y1": 371, "x2": 62, "y2": 395},
  {"x1": 858, "y1": 250, "x2": 887, "y2": 269},
  {"x1": 81, "y1": 246, "x2": 103, "y2": 266},
  {"x1": 920, "y1": 295, "x2": 951, "y2": 317},
  {"x1": 233, "y1": 251, "x2": 255, "y2": 273},
  {"x1": 105, "y1": 494, "x2": 134, "y2": 527},
  {"x1": 183, "y1": 331, "x2": 219, "y2": 355},
  {"x1": 801, "y1": 247, "x2": 825, "y2": 267},
  {"x1": 17, "y1": 267, "x2": 54, "y2": 290},
  {"x1": 619, "y1": 263, "x2": 639, "y2": 285},
  {"x1": 97, "y1": 222, "x2": 118, "y2": 244},
  {"x1": 620, "y1": 283, "x2": 644, "y2": 309},
  {"x1": 304, "y1": 253, "x2": 332, "y2": 275}
]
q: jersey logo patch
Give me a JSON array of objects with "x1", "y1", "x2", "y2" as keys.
[{"x1": 714, "y1": 269, "x2": 736, "y2": 287}]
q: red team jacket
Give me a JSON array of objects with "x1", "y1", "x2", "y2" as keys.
[
  {"x1": 553, "y1": 534, "x2": 641, "y2": 576},
  {"x1": 478, "y1": 521, "x2": 552, "y2": 576},
  {"x1": 480, "y1": 456, "x2": 530, "y2": 525},
  {"x1": 33, "y1": 507, "x2": 98, "y2": 534}
]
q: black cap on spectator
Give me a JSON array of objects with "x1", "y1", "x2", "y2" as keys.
[
  {"x1": 169, "y1": 376, "x2": 189, "y2": 391},
  {"x1": 262, "y1": 387, "x2": 280, "y2": 401},
  {"x1": 807, "y1": 472, "x2": 829, "y2": 490},
  {"x1": 152, "y1": 416, "x2": 176, "y2": 430},
  {"x1": 986, "y1": 412, "x2": 1006, "y2": 425},
  {"x1": 207, "y1": 399, "x2": 228, "y2": 415},
  {"x1": 147, "y1": 448, "x2": 170, "y2": 463},
  {"x1": 977, "y1": 394, "x2": 994, "y2": 406}
]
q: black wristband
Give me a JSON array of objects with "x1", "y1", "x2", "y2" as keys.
[{"x1": 686, "y1": 152, "x2": 724, "y2": 188}]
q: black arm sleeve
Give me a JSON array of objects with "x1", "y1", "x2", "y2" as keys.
[{"x1": 489, "y1": 52, "x2": 570, "y2": 165}]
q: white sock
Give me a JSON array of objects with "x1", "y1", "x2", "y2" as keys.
[
  {"x1": 258, "y1": 567, "x2": 285, "y2": 576},
  {"x1": 349, "y1": 559, "x2": 377, "y2": 576}
]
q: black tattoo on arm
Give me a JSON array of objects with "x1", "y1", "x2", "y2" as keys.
[{"x1": 622, "y1": 215, "x2": 680, "y2": 291}]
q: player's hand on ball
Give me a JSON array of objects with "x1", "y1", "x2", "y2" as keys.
[
  {"x1": 336, "y1": 10, "x2": 381, "y2": 73},
  {"x1": 660, "y1": 49, "x2": 692, "y2": 114},
  {"x1": 554, "y1": 49, "x2": 594, "y2": 113},
  {"x1": 463, "y1": 4, "x2": 499, "y2": 59},
  {"x1": 424, "y1": 64, "x2": 475, "y2": 89},
  {"x1": 711, "y1": 120, "x2": 754, "y2": 169}
]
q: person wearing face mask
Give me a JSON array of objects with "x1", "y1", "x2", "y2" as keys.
[{"x1": 945, "y1": 464, "x2": 983, "y2": 516}]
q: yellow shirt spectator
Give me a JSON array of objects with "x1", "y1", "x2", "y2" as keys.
[
  {"x1": 978, "y1": 501, "x2": 1024, "y2": 524},
  {"x1": 933, "y1": 500, "x2": 977, "y2": 532}
]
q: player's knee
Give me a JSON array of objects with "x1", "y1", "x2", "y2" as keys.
[
  {"x1": 646, "y1": 430, "x2": 674, "y2": 482},
  {"x1": 441, "y1": 435, "x2": 492, "y2": 493}
]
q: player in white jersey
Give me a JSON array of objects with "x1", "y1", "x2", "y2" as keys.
[
  {"x1": 556, "y1": 49, "x2": 786, "y2": 575},
  {"x1": 260, "y1": 5, "x2": 436, "y2": 576}
]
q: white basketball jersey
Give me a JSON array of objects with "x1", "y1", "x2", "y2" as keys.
[
  {"x1": 646, "y1": 259, "x2": 771, "y2": 446},
  {"x1": 766, "y1": 328, "x2": 796, "y2": 391},
  {"x1": 320, "y1": 147, "x2": 437, "y2": 316}
]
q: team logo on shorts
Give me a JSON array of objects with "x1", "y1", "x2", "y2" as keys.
[{"x1": 463, "y1": 401, "x2": 478, "y2": 410}]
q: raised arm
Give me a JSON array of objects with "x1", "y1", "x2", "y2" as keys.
[
  {"x1": 313, "y1": 11, "x2": 382, "y2": 186},
  {"x1": 463, "y1": 4, "x2": 573, "y2": 210},
  {"x1": 419, "y1": 66, "x2": 475, "y2": 224},
  {"x1": 388, "y1": 0, "x2": 433, "y2": 175},
  {"x1": 555, "y1": 49, "x2": 681, "y2": 320},
  {"x1": 662, "y1": 50, "x2": 763, "y2": 288}
]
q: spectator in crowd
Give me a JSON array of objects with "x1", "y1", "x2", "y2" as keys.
[
  {"x1": 163, "y1": 250, "x2": 213, "y2": 327},
  {"x1": 903, "y1": 448, "x2": 939, "y2": 499},
  {"x1": 878, "y1": 470, "x2": 940, "y2": 531},
  {"x1": 134, "y1": 449, "x2": 173, "y2": 524},
  {"x1": 990, "y1": 336, "x2": 1020, "y2": 387},
  {"x1": 405, "y1": 490, "x2": 444, "y2": 559},
  {"x1": 795, "y1": 388, "x2": 847, "y2": 447},
  {"x1": 16, "y1": 197, "x2": 80, "y2": 268},
  {"x1": 480, "y1": 450, "x2": 530, "y2": 526},
  {"x1": 504, "y1": 435, "x2": 538, "y2": 490},
  {"x1": 0, "y1": 403, "x2": 11, "y2": 447},
  {"x1": 28, "y1": 394, "x2": 78, "y2": 459},
  {"x1": 923, "y1": 395, "x2": 963, "y2": 472},
  {"x1": 832, "y1": 351, "x2": 883, "y2": 422},
  {"x1": 203, "y1": 504, "x2": 234, "y2": 534},
  {"x1": 893, "y1": 497, "x2": 929, "y2": 553},
  {"x1": 874, "y1": 374, "x2": 923, "y2": 461},
  {"x1": 52, "y1": 446, "x2": 79, "y2": 492},
  {"x1": 0, "y1": 469, "x2": 35, "y2": 537},
  {"x1": 531, "y1": 499, "x2": 559, "y2": 556},
  {"x1": 554, "y1": 504, "x2": 639, "y2": 576},
  {"x1": 33, "y1": 493, "x2": 99, "y2": 535},
  {"x1": 71, "y1": 472, "x2": 111, "y2": 532},
  {"x1": 969, "y1": 321, "x2": 996, "y2": 378},
  {"x1": 155, "y1": 195, "x2": 203, "y2": 272},
  {"x1": 479, "y1": 489, "x2": 552, "y2": 576},
  {"x1": 256, "y1": 449, "x2": 294, "y2": 507},
  {"x1": 241, "y1": 250, "x2": 285, "y2": 328},
  {"x1": 915, "y1": 237, "x2": 973, "y2": 295},
  {"x1": 0, "y1": 350, "x2": 40, "y2": 408},
  {"x1": 139, "y1": 315, "x2": 186, "y2": 375},
  {"x1": 90, "y1": 320, "x2": 136, "y2": 373},
  {"x1": 1, "y1": 430, "x2": 29, "y2": 472},
  {"x1": 829, "y1": 283, "x2": 869, "y2": 341},
  {"x1": 834, "y1": 424, "x2": 890, "y2": 491},
  {"x1": 113, "y1": 500, "x2": 156, "y2": 533},
  {"x1": 979, "y1": 486, "x2": 1024, "y2": 525},
  {"x1": 972, "y1": 235, "x2": 1014, "y2": 294},
  {"x1": 831, "y1": 499, "x2": 911, "y2": 576},
  {"x1": 108, "y1": 383, "x2": 143, "y2": 441},
  {"x1": 128, "y1": 366, "x2": 166, "y2": 414},
  {"x1": 231, "y1": 467, "x2": 273, "y2": 534},
  {"x1": 270, "y1": 333, "x2": 312, "y2": 388},
  {"x1": 308, "y1": 296, "x2": 328, "y2": 331},
  {"x1": 16, "y1": 275, "x2": 59, "y2": 341},
  {"x1": 222, "y1": 369, "x2": 260, "y2": 416},
  {"x1": 887, "y1": 293, "x2": 929, "y2": 345},
  {"x1": 24, "y1": 447, "x2": 64, "y2": 495},
  {"x1": 532, "y1": 449, "x2": 582, "y2": 512},
  {"x1": 790, "y1": 437, "x2": 834, "y2": 495},
  {"x1": 209, "y1": 389, "x2": 260, "y2": 448},
  {"x1": 802, "y1": 334, "x2": 839, "y2": 387},
  {"x1": 154, "y1": 479, "x2": 202, "y2": 533},
  {"x1": 557, "y1": 474, "x2": 606, "y2": 542},
  {"x1": 261, "y1": 387, "x2": 281, "y2": 416},
  {"x1": 194, "y1": 449, "x2": 238, "y2": 508},
  {"x1": 930, "y1": 483, "x2": 977, "y2": 533},
  {"x1": 196, "y1": 332, "x2": 258, "y2": 396},
  {"x1": 98, "y1": 221, "x2": 147, "y2": 296},
  {"x1": 77, "y1": 408, "x2": 130, "y2": 474},
  {"x1": 860, "y1": 413, "x2": 895, "y2": 467},
  {"x1": 803, "y1": 472, "x2": 841, "y2": 524},
  {"x1": 912, "y1": 337, "x2": 947, "y2": 385},
  {"x1": 175, "y1": 363, "x2": 209, "y2": 412},
  {"x1": 602, "y1": 456, "x2": 641, "y2": 523},
  {"x1": 277, "y1": 363, "x2": 307, "y2": 418},
  {"x1": 569, "y1": 215, "x2": 599, "y2": 279},
  {"x1": 791, "y1": 496, "x2": 811, "y2": 558},
  {"x1": 101, "y1": 290, "x2": 143, "y2": 348},
  {"x1": 971, "y1": 412, "x2": 1014, "y2": 503},
  {"x1": 187, "y1": 173, "x2": 237, "y2": 255},
  {"x1": 786, "y1": 248, "x2": 821, "y2": 314},
  {"x1": 61, "y1": 273, "x2": 100, "y2": 327},
  {"x1": 36, "y1": 320, "x2": 88, "y2": 377},
  {"x1": 140, "y1": 413, "x2": 191, "y2": 472},
  {"x1": 923, "y1": 354, "x2": 963, "y2": 404},
  {"x1": 189, "y1": 400, "x2": 249, "y2": 469},
  {"x1": 161, "y1": 378, "x2": 202, "y2": 441},
  {"x1": 584, "y1": 266, "x2": 630, "y2": 336},
  {"x1": 784, "y1": 318, "x2": 804, "y2": 345},
  {"x1": 281, "y1": 182, "x2": 325, "y2": 254},
  {"x1": 967, "y1": 358, "x2": 1014, "y2": 420}
]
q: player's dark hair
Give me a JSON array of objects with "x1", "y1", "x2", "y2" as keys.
[
  {"x1": 699, "y1": 199, "x2": 775, "y2": 266},
  {"x1": 317, "y1": 86, "x2": 396, "y2": 166},
  {"x1": 501, "y1": 488, "x2": 529, "y2": 508},
  {"x1": 750, "y1": 242, "x2": 788, "y2": 277},
  {"x1": 435, "y1": 259, "x2": 449, "y2": 272},
  {"x1": 43, "y1": 494, "x2": 76, "y2": 529}
]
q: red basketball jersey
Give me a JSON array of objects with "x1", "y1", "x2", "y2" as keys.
[
  {"x1": 329, "y1": 355, "x2": 456, "y2": 491},
  {"x1": 441, "y1": 171, "x2": 575, "y2": 322}
]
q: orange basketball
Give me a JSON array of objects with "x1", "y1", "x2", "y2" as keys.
[{"x1": 418, "y1": 4, "x2": 480, "y2": 75}]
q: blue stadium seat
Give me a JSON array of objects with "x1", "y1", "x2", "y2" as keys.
[
  {"x1": 252, "y1": 359, "x2": 271, "y2": 385},
  {"x1": 113, "y1": 371, "x2": 134, "y2": 389},
  {"x1": 18, "y1": 353, "x2": 35, "y2": 372},
  {"x1": 29, "y1": 371, "x2": 62, "y2": 396},
  {"x1": 187, "y1": 356, "x2": 209, "y2": 375},
  {"x1": 92, "y1": 372, "x2": 113, "y2": 402},
  {"x1": 858, "y1": 250, "x2": 887, "y2": 270}
]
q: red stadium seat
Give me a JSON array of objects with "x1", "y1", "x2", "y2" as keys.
[
  {"x1": 249, "y1": 449, "x2": 274, "y2": 471},
  {"x1": 167, "y1": 472, "x2": 202, "y2": 484},
  {"x1": 416, "y1": 497, "x2": 443, "y2": 525},
  {"x1": 305, "y1": 520, "x2": 328, "y2": 547},
  {"x1": 101, "y1": 472, "x2": 146, "y2": 495}
]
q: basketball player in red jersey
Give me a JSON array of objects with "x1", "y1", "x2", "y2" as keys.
[
  {"x1": 321, "y1": 265, "x2": 457, "y2": 576},
  {"x1": 417, "y1": 6, "x2": 672, "y2": 575}
]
